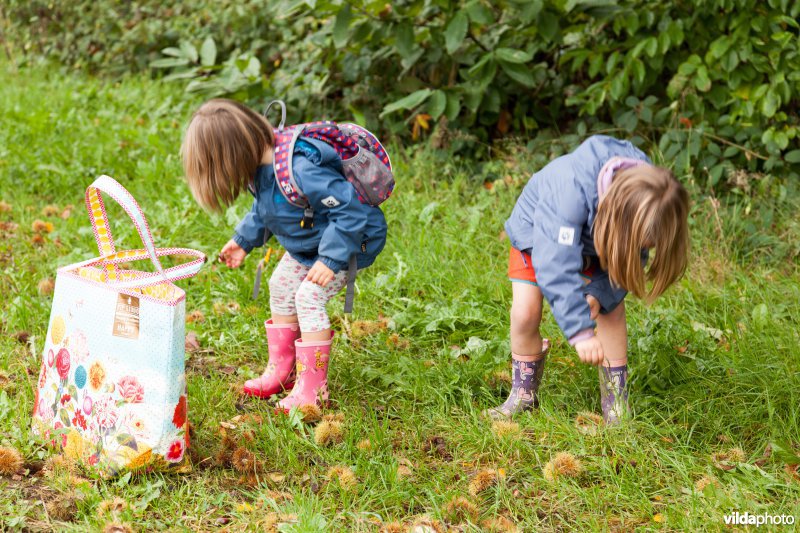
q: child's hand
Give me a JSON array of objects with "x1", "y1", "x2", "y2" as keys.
[
  {"x1": 306, "y1": 261, "x2": 335, "y2": 287},
  {"x1": 586, "y1": 294, "x2": 600, "y2": 320},
  {"x1": 575, "y1": 336, "x2": 604, "y2": 366},
  {"x1": 219, "y1": 240, "x2": 247, "y2": 268}
]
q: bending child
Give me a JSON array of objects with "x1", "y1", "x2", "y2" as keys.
[
  {"x1": 485, "y1": 135, "x2": 689, "y2": 424},
  {"x1": 181, "y1": 99, "x2": 387, "y2": 412}
]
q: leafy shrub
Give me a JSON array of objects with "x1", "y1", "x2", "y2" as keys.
[{"x1": 4, "y1": 0, "x2": 799, "y2": 187}]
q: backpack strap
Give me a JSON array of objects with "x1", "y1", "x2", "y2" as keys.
[
  {"x1": 273, "y1": 125, "x2": 308, "y2": 209},
  {"x1": 274, "y1": 126, "x2": 317, "y2": 228},
  {"x1": 344, "y1": 253, "x2": 357, "y2": 314}
]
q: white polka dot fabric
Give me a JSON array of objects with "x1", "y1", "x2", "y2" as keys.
[{"x1": 30, "y1": 176, "x2": 203, "y2": 476}]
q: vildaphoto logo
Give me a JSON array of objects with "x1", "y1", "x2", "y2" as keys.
[{"x1": 724, "y1": 512, "x2": 795, "y2": 527}]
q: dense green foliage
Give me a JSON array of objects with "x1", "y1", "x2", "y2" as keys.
[
  {"x1": 1, "y1": 60, "x2": 800, "y2": 531},
  {"x1": 4, "y1": 0, "x2": 799, "y2": 188}
]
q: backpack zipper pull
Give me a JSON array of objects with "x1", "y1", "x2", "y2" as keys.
[{"x1": 300, "y1": 207, "x2": 314, "y2": 229}]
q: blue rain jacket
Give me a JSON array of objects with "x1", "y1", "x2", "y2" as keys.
[
  {"x1": 233, "y1": 138, "x2": 387, "y2": 272},
  {"x1": 504, "y1": 135, "x2": 651, "y2": 341}
]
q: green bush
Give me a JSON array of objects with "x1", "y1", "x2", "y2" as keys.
[{"x1": 3, "y1": 0, "x2": 799, "y2": 187}]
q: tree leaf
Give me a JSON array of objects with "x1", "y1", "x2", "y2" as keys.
[
  {"x1": 709, "y1": 36, "x2": 731, "y2": 59},
  {"x1": 380, "y1": 89, "x2": 432, "y2": 117},
  {"x1": 445, "y1": 92, "x2": 461, "y2": 121},
  {"x1": 444, "y1": 11, "x2": 469, "y2": 55},
  {"x1": 150, "y1": 57, "x2": 190, "y2": 69},
  {"x1": 761, "y1": 88, "x2": 780, "y2": 118},
  {"x1": 163, "y1": 68, "x2": 204, "y2": 82},
  {"x1": 466, "y1": 1, "x2": 495, "y2": 24},
  {"x1": 784, "y1": 149, "x2": 800, "y2": 163},
  {"x1": 694, "y1": 66, "x2": 711, "y2": 92},
  {"x1": 773, "y1": 131, "x2": 789, "y2": 150},
  {"x1": 708, "y1": 164, "x2": 725, "y2": 187},
  {"x1": 200, "y1": 37, "x2": 217, "y2": 67},
  {"x1": 161, "y1": 47, "x2": 183, "y2": 58},
  {"x1": 427, "y1": 90, "x2": 447, "y2": 119},
  {"x1": 468, "y1": 52, "x2": 493, "y2": 76},
  {"x1": 644, "y1": 37, "x2": 658, "y2": 58},
  {"x1": 588, "y1": 53, "x2": 604, "y2": 77},
  {"x1": 332, "y1": 4, "x2": 353, "y2": 49},
  {"x1": 180, "y1": 41, "x2": 198, "y2": 64},
  {"x1": 495, "y1": 48, "x2": 532, "y2": 64},
  {"x1": 500, "y1": 61, "x2": 535, "y2": 87},
  {"x1": 610, "y1": 74, "x2": 627, "y2": 100},
  {"x1": 475, "y1": 59, "x2": 497, "y2": 87},
  {"x1": 630, "y1": 58, "x2": 645, "y2": 84},
  {"x1": 538, "y1": 11, "x2": 559, "y2": 42},
  {"x1": 520, "y1": 0, "x2": 544, "y2": 23},
  {"x1": 394, "y1": 23, "x2": 415, "y2": 58}
]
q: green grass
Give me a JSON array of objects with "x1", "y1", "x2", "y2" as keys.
[{"x1": 1, "y1": 60, "x2": 799, "y2": 532}]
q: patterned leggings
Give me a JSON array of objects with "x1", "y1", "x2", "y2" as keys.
[{"x1": 268, "y1": 253, "x2": 348, "y2": 332}]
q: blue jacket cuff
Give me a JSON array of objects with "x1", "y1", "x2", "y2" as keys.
[
  {"x1": 232, "y1": 233, "x2": 255, "y2": 254},
  {"x1": 319, "y1": 256, "x2": 346, "y2": 273}
]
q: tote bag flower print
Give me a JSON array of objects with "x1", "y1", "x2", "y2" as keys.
[{"x1": 31, "y1": 176, "x2": 205, "y2": 476}]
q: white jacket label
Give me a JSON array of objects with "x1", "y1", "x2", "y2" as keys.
[{"x1": 558, "y1": 226, "x2": 575, "y2": 246}]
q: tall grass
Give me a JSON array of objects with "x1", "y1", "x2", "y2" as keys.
[{"x1": 1, "y1": 61, "x2": 798, "y2": 531}]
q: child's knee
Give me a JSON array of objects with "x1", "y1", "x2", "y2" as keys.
[
  {"x1": 510, "y1": 302, "x2": 541, "y2": 331},
  {"x1": 268, "y1": 274, "x2": 285, "y2": 296},
  {"x1": 294, "y1": 281, "x2": 319, "y2": 314},
  {"x1": 294, "y1": 282, "x2": 332, "y2": 331},
  {"x1": 269, "y1": 276, "x2": 295, "y2": 314}
]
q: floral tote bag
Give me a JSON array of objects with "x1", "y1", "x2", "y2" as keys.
[{"x1": 30, "y1": 176, "x2": 205, "y2": 476}]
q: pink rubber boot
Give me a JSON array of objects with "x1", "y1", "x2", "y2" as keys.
[
  {"x1": 242, "y1": 320, "x2": 301, "y2": 399},
  {"x1": 276, "y1": 333, "x2": 333, "y2": 413}
]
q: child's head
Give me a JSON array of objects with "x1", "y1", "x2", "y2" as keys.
[
  {"x1": 181, "y1": 99, "x2": 274, "y2": 212},
  {"x1": 594, "y1": 164, "x2": 689, "y2": 303}
]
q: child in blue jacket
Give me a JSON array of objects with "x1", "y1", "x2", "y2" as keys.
[
  {"x1": 181, "y1": 99, "x2": 386, "y2": 412},
  {"x1": 485, "y1": 136, "x2": 690, "y2": 424}
]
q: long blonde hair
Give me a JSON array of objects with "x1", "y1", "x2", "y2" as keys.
[
  {"x1": 181, "y1": 99, "x2": 274, "y2": 212},
  {"x1": 593, "y1": 164, "x2": 689, "y2": 303}
]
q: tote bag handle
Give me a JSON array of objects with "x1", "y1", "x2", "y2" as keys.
[{"x1": 85, "y1": 175, "x2": 168, "y2": 282}]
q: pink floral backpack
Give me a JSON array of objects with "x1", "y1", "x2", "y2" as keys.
[
  {"x1": 265, "y1": 99, "x2": 394, "y2": 216},
  {"x1": 253, "y1": 101, "x2": 394, "y2": 312}
]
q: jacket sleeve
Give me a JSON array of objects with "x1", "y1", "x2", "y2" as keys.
[
  {"x1": 585, "y1": 247, "x2": 647, "y2": 313},
  {"x1": 294, "y1": 158, "x2": 370, "y2": 273},
  {"x1": 584, "y1": 271, "x2": 627, "y2": 315},
  {"x1": 233, "y1": 200, "x2": 268, "y2": 253},
  {"x1": 529, "y1": 181, "x2": 596, "y2": 343}
]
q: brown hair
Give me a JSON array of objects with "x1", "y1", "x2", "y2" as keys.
[
  {"x1": 593, "y1": 164, "x2": 690, "y2": 303},
  {"x1": 181, "y1": 99, "x2": 274, "y2": 212}
]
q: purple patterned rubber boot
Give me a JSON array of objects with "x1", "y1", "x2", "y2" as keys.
[
  {"x1": 483, "y1": 339, "x2": 549, "y2": 420},
  {"x1": 599, "y1": 364, "x2": 630, "y2": 425}
]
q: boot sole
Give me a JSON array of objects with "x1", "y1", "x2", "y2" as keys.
[
  {"x1": 274, "y1": 399, "x2": 331, "y2": 416},
  {"x1": 241, "y1": 381, "x2": 295, "y2": 399}
]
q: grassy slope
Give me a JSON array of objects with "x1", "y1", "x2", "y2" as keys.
[{"x1": 0, "y1": 61, "x2": 799, "y2": 531}]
